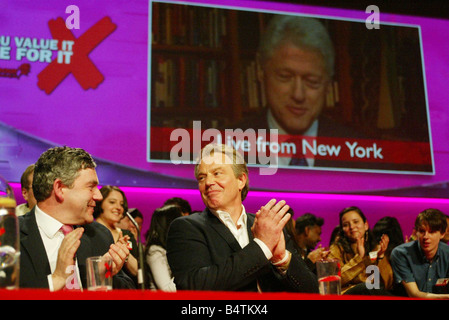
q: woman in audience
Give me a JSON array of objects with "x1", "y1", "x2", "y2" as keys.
[
  {"x1": 144, "y1": 204, "x2": 183, "y2": 291},
  {"x1": 372, "y1": 216, "x2": 405, "y2": 259},
  {"x1": 94, "y1": 185, "x2": 139, "y2": 286},
  {"x1": 372, "y1": 216, "x2": 405, "y2": 294},
  {"x1": 328, "y1": 206, "x2": 392, "y2": 295}
]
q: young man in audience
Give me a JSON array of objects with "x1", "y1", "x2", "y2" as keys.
[
  {"x1": 166, "y1": 143, "x2": 318, "y2": 292},
  {"x1": 442, "y1": 215, "x2": 449, "y2": 244},
  {"x1": 390, "y1": 208, "x2": 449, "y2": 298},
  {"x1": 15, "y1": 164, "x2": 37, "y2": 216},
  {"x1": 19, "y1": 146, "x2": 135, "y2": 290}
]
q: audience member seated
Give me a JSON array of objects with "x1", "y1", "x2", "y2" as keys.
[
  {"x1": 372, "y1": 216, "x2": 405, "y2": 292},
  {"x1": 390, "y1": 208, "x2": 449, "y2": 299},
  {"x1": 328, "y1": 206, "x2": 392, "y2": 295},
  {"x1": 144, "y1": 204, "x2": 183, "y2": 291},
  {"x1": 442, "y1": 214, "x2": 449, "y2": 244},
  {"x1": 295, "y1": 213, "x2": 329, "y2": 268},
  {"x1": 19, "y1": 146, "x2": 134, "y2": 290},
  {"x1": 164, "y1": 197, "x2": 192, "y2": 216},
  {"x1": 116, "y1": 208, "x2": 143, "y2": 243},
  {"x1": 94, "y1": 185, "x2": 139, "y2": 287},
  {"x1": 284, "y1": 208, "x2": 302, "y2": 255},
  {"x1": 167, "y1": 143, "x2": 318, "y2": 292},
  {"x1": 329, "y1": 225, "x2": 340, "y2": 247},
  {"x1": 15, "y1": 164, "x2": 37, "y2": 216},
  {"x1": 130, "y1": 208, "x2": 144, "y2": 235}
]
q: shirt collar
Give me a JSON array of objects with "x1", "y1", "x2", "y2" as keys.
[
  {"x1": 35, "y1": 205, "x2": 64, "y2": 239},
  {"x1": 211, "y1": 205, "x2": 247, "y2": 228}
]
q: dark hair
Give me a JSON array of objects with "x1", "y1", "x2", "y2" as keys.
[
  {"x1": 329, "y1": 225, "x2": 340, "y2": 247},
  {"x1": 33, "y1": 146, "x2": 97, "y2": 202},
  {"x1": 145, "y1": 205, "x2": 183, "y2": 249},
  {"x1": 284, "y1": 208, "x2": 303, "y2": 254},
  {"x1": 164, "y1": 197, "x2": 192, "y2": 215},
  {"x1": 336, "y1": 206, "x2": 376, "y2": 256},
  {"x1": 143, "y1": 205, "x2": 183, "y2": 289},
  {"x1": 20, "y1": 164, "x2": 35, "y2": 190},
  {"x1": 372, "y1": 216, "x2": 404, "y2": 258},
  {"x1": 93, "y1": 185, "x2": 128, "y2": 219},
  {"x1": 128, "y1": 208, "x2": 143, "y2": 220},
  {"x1": 295, "y1": 213, "x2": 324, "y2": 235},
  {"x1": 415, "y1": 208, "x2": 447, "y2": 234}
]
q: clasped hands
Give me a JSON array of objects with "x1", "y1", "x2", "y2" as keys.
[
  {"x1": 355, "y1": 231, "x2": 389, "y2": 259},
  {"x1": 52, "y1": 228, "x2": 130, "y2": 290},
  {"x1": 251, "y1": 199, "x2": 291, "y2": 264}
]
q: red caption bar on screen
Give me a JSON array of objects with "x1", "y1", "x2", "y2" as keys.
[{"x1": 150, "y1": 127, "x2": 431, "y2": 166}]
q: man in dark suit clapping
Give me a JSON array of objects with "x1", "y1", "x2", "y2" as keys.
[{"x1": 167, "y1": 143, "x2": 318, "y2": 292}]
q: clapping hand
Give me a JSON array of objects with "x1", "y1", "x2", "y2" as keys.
[{"x1": 251, "y1": 199, "x2": 291, "y2": 262}]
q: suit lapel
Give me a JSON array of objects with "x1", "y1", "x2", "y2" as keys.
[
  {"x1": 205, "y1": 209, "x2": 242, "y2": 252},
  {"x1": 246, "y1": 213, "x2": 255, "y2": 241},
  {"x1": 20, "y1": 209, "x2": 52, "y2": 277}
]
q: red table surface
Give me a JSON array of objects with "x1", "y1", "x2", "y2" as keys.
[{"x1": 0, "y1": 288, "x2": 413, "y2": 300}]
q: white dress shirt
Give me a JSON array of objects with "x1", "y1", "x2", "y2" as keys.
[{"x1": 211, "y1": 205, "x2": 272, "y2": 260}]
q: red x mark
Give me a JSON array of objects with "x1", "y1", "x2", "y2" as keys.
[
  {"x1": 104, "y1": 262, "x2": 112, "y2": 279},
  {"x1": 38, "y1": 16, "x2": 116, "y2": 94}
]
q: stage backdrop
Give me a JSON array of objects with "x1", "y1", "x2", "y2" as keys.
[{"x1": 1, "y1": 0, "x2": 449, "y2": 197}]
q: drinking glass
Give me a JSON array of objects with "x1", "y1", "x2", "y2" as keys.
[
  {"x1": 0, "y1": 175, "x2": 19, "y2": 289},
  {"x1": 316, "y1": 259, "x2": 341, "y2": 295},
  {"x1": 86, "y1": 256, "x2": 113, "y2": 291}
]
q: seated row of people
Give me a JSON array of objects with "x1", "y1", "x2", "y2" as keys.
[
  {"x1": 14, "y1": 145, "x2": 449, "y2": 299},
  {"x1": 287, "y1": 206, "x2": 449, "y2": 298}
]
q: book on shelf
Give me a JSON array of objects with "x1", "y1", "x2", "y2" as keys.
[
  {"x1": 152, "y1": 2, "x2": 227, "y2": 48},
  {"x1": 152, "y1": 55, "x2": 226, "y2": 109},
  {"x1": 240, "y1": 59, "x2": 265, "y2": 109}
]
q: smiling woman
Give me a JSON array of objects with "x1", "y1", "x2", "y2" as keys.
[
  {"x1": 327, "y1": 206, "x2": 393, "y2": 295},
  {"x1": 94, "y1": 186, "x2": 127, "y2": 231},
  {"x1": 93, "y1": 185, "x2": 139, "y2": 287}
]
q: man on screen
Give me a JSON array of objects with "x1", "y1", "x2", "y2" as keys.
[
  {"x1": 233, "y1": 15, "x2": 362, "y2": 168},
  {"x1": 166, "y1": 143, "x2": 318, "y2": 292}
]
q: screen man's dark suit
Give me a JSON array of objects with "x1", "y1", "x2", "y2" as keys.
[
  {"x1": 167, "y1": 209, "x2": 319, "y2": 292},
  {"x1": 19, "y1": 208, "x2": 135, "y2": 289}
]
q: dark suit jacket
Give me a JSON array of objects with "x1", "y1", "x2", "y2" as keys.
[
  {"x1": 19, "y1": 208, "x2": 135, "y2": 289},
  {"x1": 166, "y1": 209, "x2": 318, "y2": 292}
]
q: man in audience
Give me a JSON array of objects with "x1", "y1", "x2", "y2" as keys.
[
  {"x1": 390, "y1": 208, "x2": 449, "y2": 298},
  {"x1": 295, "y1": 213, "x2": 324, "y2": 258},
  {"x1": 295, "y1": 213, "x2": 328, "y2": 267},
  {"x1": 442, "y1": 214, "x2": 449, "y2": 244},
  {"x1": 15, "y1": 164, "x2": 37, "y2": 216},
  {"x1": 164, "y1": 197, "x2": 192, "y2": 216},
  {"x1": 19, "y1": 146, "x2": 135, "y2": 290},
  {"x1": 116, "y1": 208, "x2": 144, "y2": 241},
  {"x1": 167, "y1": 143, "x2": 318, "y2": 292}
]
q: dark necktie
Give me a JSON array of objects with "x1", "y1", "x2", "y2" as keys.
[
  {"x1": 286, "y1": 137, "x2": 308, "y2": 167},
  {"x1": 289, "y1": 154, "x2": 308, "y2": 166}
]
